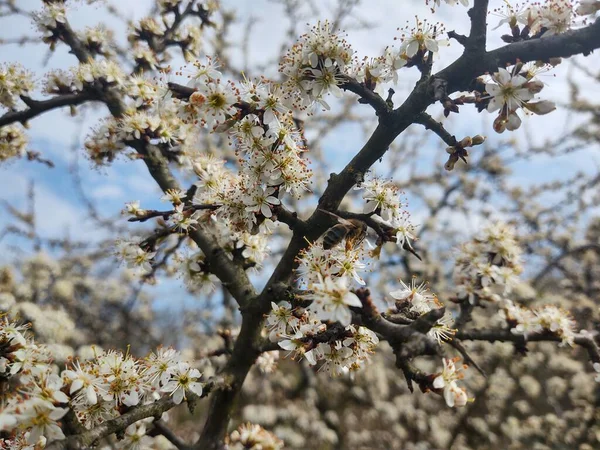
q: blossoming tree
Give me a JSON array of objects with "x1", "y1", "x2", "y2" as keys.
[{"x1": 1, "y1": 0, "x2": 600, "y2": 449}]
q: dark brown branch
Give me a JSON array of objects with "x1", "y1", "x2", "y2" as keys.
[
  {"x1": 128, "y1": 204, "x2": 222, "y2": 223},
  {"x1": 448, "y1": 30, "x2": 468, "y2": 46},
  {"x1": 448, "y1": 339, "x2": 486, "y2": 377},
  {"x1": 396, "y1": 357, "x2": 436, "y2": 394},
  {"x1": 467, "y1": 0, "x2": 489, "y2": 52},
  {"x1": 273, "y1": 204, "x2": 307, "y2": 231},
  {"x1": 457, "y1": 329, "x2": 600, "y2": 363},
  {"x1": 0, "y1": 93, "x2": 96, "y2": 127},
  {"x1": 339, "y1": 74, "x2": 392, "y2": 118},
  {"x1": 152, "y1": 421, "x2": 193, "y2": 450},
  {"x1": 415, "y1": 112, "x2": 457, "y2": 147},
  {"x1": 26, "y1": 150, "x2": 55, "y2": 168},
  {"x1": 440, "y1": 17, "x2": 600, "y2": 94},
  {"x1": 353, "y1": 288, "x2": 445, "y2": 344},
  {"x1": 54, "y1": 20, "x2": 95, "y2": 62},
  {"x1": 45, "y1": 21, "x2": 259, "y2": 450}
]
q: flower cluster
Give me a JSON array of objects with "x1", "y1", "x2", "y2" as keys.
[
  {"x1": 130, "y1": 17, "x2": 165, "y2": 41},
  {"x1": 82, "y1": 25, "x2": 115, "y2": 57},
  {"x1": 0, "y1": 63, "x2": 35, "y2": 109},
  {"x1": 180, "y1": 70, "x2": 312, "y2": 232},
  {"x1": 132, "y1": 43, "x2": 159, "y2": 70},
  {"x1": 453, "y1": 222, "x2": 523, "y2": 304},
  {"x1": 358, "y1": 176, "x2": 417, "y2": 247},
  {"x1": 183, "y1": 80, "x2": 239, "y2": 128},
  {"x1": 266, "y1": 301, "x2": 379, "y2": 376},
  {"x1": 33, "y1": 2, "x2": 67, "y2": 37},
  {"x1": 45, "y1": 60, "x2": 127, "y2": 95},
  {"x1": 177, "y1": 251, "x2": 220, "y2": 293},
  {"x1": 501, "y1": 300, "x2": 578, "y2": 346},
  {"x1": 0, "y1": 125, "x2": 28, "y2": 163},
  {"x1": 119, "y1": 420, "x2": 156, "y2": 449},
  {"x1": 302, "y1": 276, "x2": 362, "y2": 326},
  {"x1": 115, "y1": 239, "x2": 156, "y2": 275},
  {"x1": 227, "y1": 422, "x2": 284, "y2": 450},
  {"x1": 298, "y1": 240, "x2": 368, "y2": 285},
  {"x1": 176, "y1": 25, "x2": 205, "y2": 62},
  {"x1": 84, "y1": 117, "x2": 126, "y2": 164},
  {"x1": 359, "y1": 177, "x2": 404, "y2": 221},
  {"x1": 279, "y1": 21, "x2": 354, "y2": 109},
  {"x1": 80, "y1": 74, "x2": 185, "y2": 163},
  {"x1": 538, "y1": 0, "x2": 575, "y2": 35},
  {"x1": 0, "y1": 314, "x2": 204, "y2": 446},
  {"x1": 492, "y1": 0, "x2": 576, "y2": 36},
  {"x1": 433, "y1": 357, "x2": 470, "y2": 407},
  {"x1": 256, "y1": 350, "x2": 280, "y2": 374},
  {"x1": 346, "y1": 17, "x2": 451, "y2": 95},
  {"x1": 484, "y1": 64, "x2": 556, "y2": 133},
  {"x1": 349, "y1": 41, "x2": 416, "y2": 93},
  {"x1": 397, "y1": 18, "x2": 448, "y2": 59},
  {"x1": 388, "y1": 278, "x2": 456, "y2": 344}
]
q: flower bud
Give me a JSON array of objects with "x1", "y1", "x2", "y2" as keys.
[
  {"x1": 548, "y1": 57, "x2": 562, "y2": 67},
  {"x1": 505, "y1": 112, "x2": 522, "y2": 131},
  {"x1": 471, "y1": 135, "x2": 486, "y2": 145},
  {"x1": 524, "y1": 80, "x2": 544, "y2": 93},
  {"x1": 444, "y1": 153, "x2": 458, "y2": 171},
  {"x1": 524, "y1": 100, "x2": 556, "y2": 115},
  {"x1": 458, "y1": 136, "x2": 472, "y2": 148},
  {"x1": 513, "y1": 61, "x2": 524, "y2": 75},
  {"x1": 493, "y1": 115, "x2": 507, "y2": 134},
  {"x1": 446, "y1": 146, "x2": 456, "y2": 154}
]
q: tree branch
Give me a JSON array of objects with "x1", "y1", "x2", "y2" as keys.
[
  {"x1": 415, "y1": 112, "x2": 457, "y2": 147},
  {"x1": 273, "y1": 204, "x2": 307, "y2": 232},
  {"x1": 467, "y1": 0, "x2": 489, "y2": 52},
  {"x1": 457, "y1": 329, "x2": 600, "y2": 363},
  {"x1": 45, "y1": 378, "x2": 226, "y2": 450},
  {"x1": 440, "y1": 18, "x2": 600, "y2": 93},
  {"x1": 448, "y1": 30, "x2": 468, "y2": 47},
  {"x1": 151, "y1": 421, "x2": 193, "y2": 450},
  {"x1": 47, "y1": 397, "x2": 176, "y2": 450},
  {"x1": 353, "y1": 288, "x2": 445, "y2": 344},
  {"x1": 128, "y1": 204, "x2": 222, "y2": 223},
  {"x1": 0, "y1": 93, "x2": 96, "y2": 127},
  {"x1": 339, "y1": 74, "x2": 392, "y2": 118},
  {"x1": 53, "y1": 15, "x2": 256, "y2": 308}
]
